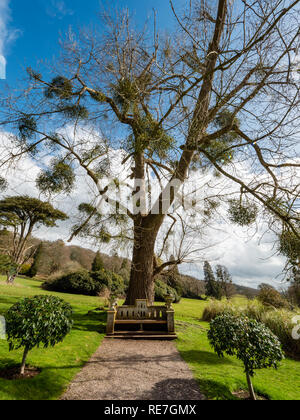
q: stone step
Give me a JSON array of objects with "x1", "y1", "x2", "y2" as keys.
[{"x1": 106, "y1": 331, "x2": 177, "y2": 340}]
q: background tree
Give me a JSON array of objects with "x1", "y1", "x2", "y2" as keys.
[
  {"x1": 0, "y1": 254, "x2": 17, "y2": 283},
  {"x1": 0, "y1": 196, "x2": 68, "y2": 283},
  {"x1": 204, "y1": 261, "x2": 222, "y2": 300},
  {"x1": 91, "y1": 251, "x2": 104, "y2": 272},
  {"x1": 216, "y1": 264, "x2": 236, "y2": 299},
  {"x1": 1, "y1": 1, "x2": 300, "y2": 302}
]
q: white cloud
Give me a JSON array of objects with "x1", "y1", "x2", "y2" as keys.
[
  {"x1": 46, "y1": 1, "x2": 74, "y2": 19},
  {"x1": 0, "y1": 0, "x2": 21, "y2": 79}
]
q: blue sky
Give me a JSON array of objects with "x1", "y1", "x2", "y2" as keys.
[{"x1": 1, "y1": 0, "x2": 185, "y2": 85}]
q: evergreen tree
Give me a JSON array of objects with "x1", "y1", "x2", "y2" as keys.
[
  {"x1": 204, "y1": 261, "x2": 222, "y2": 300},
  {"x1": 91, "y1": 251, "x2": 104, "y2": 272},
  {"x1": 216, "y1": 265, "x2": 236, "y2": 299}
]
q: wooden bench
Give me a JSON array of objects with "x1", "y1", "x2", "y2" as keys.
[{"x1": 106, "y1": 298, "x2": 177, "y2": 339}]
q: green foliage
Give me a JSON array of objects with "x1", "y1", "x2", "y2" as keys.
[
  {"x1": 28, "y1": 243, "x2": 43, "y2": 278},
  {"x1": 18, "y1": 116, "x2": 37, "y2": 141},
  {"x1": 5, "y1": 295, "x2": 73, "y2": 352},
  {"x1": 0, "y1": 254, "x2": 17, "y2": 276},
  {"x1": 279, "y1": 230, "x2": 300, "y2": 263},
  {"x1": 59, "y1": 104, "x2": 89, "y2": 120},
  {"x1": 19, "y1": 263, "x2": 31, "y2": 276},
  {"x1": 36, "y1": 159, "x2": 75, "y2": 194},
  {"x1": 287, "y1": 282, "x2": 300, "y2": 307},
  {"x1": 91, "y1": 252, "x2": 104, "y2": 272},
  {"x1": 43, "y1": 271, "x2": 99, "y2": 296},
  {"x1": 127, "y1": 114, "x2": 174, "y2": 159},
  {"x1": 0, "y1": 196, "x2": 68, "y2": 229},
  {"x1": 0, "y1": 177, "x2": 7, "y2": 192},
  {"x1": 44, "y1": 76, "x2": 73, "y2": 100},
  {"x1": 215, "y1": 265, "x2": 236, "y2": 299},
  {"x1": 90, "y1": 270, "x2": 125, "y2": 297},
  {"x1": 204, "y1": 261, "x2": 222, "y2": 300},
  {"x1": 112, "y1": 76, "x2": 151, "y2": 114},
  {"x1": 203, "y1": 298, "x2": 300, "y2": 358},
  {"x1": 228, "y1": 199, "x2": 258, "y2": 226},
  {"x1": 155, "y1": 277, "x2": 180, "y2": 303},
  {"x1": 258, "y1": 284, "x2": 290, "y2": 309},
  {"x1": 165, "y1": 272, "x2": 183, "y2": 298},
  {"x1": 200, "y1": 110, "x2": 241, "y2": 165},
  {"x1": 99, "y1": 227, "x2": 111, "y2": 244},
  {"x1": 43, "y1": 268, "x2": 125, "y2": 298},
  {"x1": 208, "y1": 313, "x2": 284, "y2": 377}
]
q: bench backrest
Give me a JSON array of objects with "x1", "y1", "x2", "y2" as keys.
[{"x1": 116, "y1": 299, "x2": 167, "y2": 320}]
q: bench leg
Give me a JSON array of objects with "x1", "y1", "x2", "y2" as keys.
[
  {"x1": 106, "y1": 310, "x2": 116, "y2": 335},
  {"x1": 166, "y1": 310, "x2": 175, "y2": 333}
]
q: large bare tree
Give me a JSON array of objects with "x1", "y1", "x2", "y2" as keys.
[{"x1": 1, "y1": 0, "x2": 300, "y2": 303}]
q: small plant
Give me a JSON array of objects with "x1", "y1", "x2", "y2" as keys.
[
  {"x1": 5, "y1": 295, "x2": 73, "y2": 375},
  {"x1": 208, "y1": 314, "x2": 284, "y2": 400}
]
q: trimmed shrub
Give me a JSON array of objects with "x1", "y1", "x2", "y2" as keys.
[
  {"x1": 208, "y1": 314, "x2": 284, "y2": 400},
  {"x1": 90, "y1": 269, "x2": 125, "y2": 297},
  {"x1": 43, "y1": 270, "x2": 99, "y2": 296},
  {"x1": 155, "y1": 278, "x2": 180, "y2": 303},
  {"x1": 43, "y1": 268, "x2": 126, "y2": 297},
  {"x1": 5, "y1": 295, "x2": 73, "y2": 375}
]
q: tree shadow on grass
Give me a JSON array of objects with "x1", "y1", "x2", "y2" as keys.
[
  {"x1": 196, "y1": 379, "x2": 237, "y2": 400},
  {"x1": 0, "y1": 295, "x2": 20, "y2": 308},
  {"x1": 179, "y1": 350, "x2": 236, "y2": 366},
  {"x1": 72, "y1": 311, "x2": 107, "y2": 334}
]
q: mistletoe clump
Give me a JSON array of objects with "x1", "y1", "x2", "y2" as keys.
[
  {"x1": 279, "y1": 230, "x2": 300, "y2": 263},
  {"x1": 228, "y1": 199, "x2": 258, "y2": 226},
  {"x1": 45, "y1": 76, "x2": 73, "y2": 100}
]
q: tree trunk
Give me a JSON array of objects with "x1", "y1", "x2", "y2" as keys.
[
  {"x1": 6, "y1": 273, "x2": 16, "y2": 285},
  {"x1": 246, "y1": 372, "x2": 256, "y2": 401},
  {"x1": 125, "y1": 219, "x2": 158, "y2": 305},
  {"x1": 20, "y1": 347, "x2": 29, "y2": 376}
]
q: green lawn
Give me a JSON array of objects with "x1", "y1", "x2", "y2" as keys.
[
  {"x1": 173, "y1": 298, "x2": 300, "y2": 400},
  {"x1": 0, "y1": 276, "x2": 106, "y2": 400},
  {"x1": 0, "y1": 278, "x2": 299, "y2": 400}
]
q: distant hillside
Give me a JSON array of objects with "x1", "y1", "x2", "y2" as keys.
[{"x1": 0, "y1": 230, "x2": 259, "y2": 298}]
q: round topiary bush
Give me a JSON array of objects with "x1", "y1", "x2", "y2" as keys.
[
  {"x1": 5, "y1": 295, "x2": 73, "y2": 375},
  {"x1": 208, "y1": 313, "x2": 284, "y2": 400}
]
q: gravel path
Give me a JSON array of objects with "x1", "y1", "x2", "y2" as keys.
[{"x1": 61, "y1": 339, "x2": 205, "y2": 400}]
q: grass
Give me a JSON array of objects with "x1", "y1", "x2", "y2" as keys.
[
  {"x1": 173, "y1": 298, "x2": 300, "y2": 400},
  {"x1": 202, "y1": 297, "x2": 300, "y2": 357},
  {"x1": 0, "y1": 276, "x2": 106, "y2": 400},
  {"x1": 0, "y1": 279, "x2": 299, "y2": 400}
]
